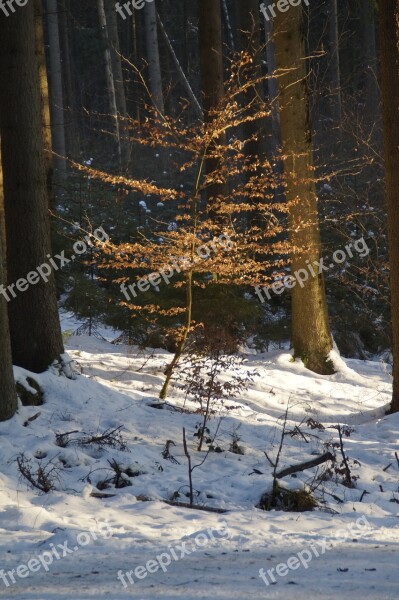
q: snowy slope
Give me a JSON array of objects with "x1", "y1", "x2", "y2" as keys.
[{"x1": 0, "y1": 314, "x2": 398, "y2": 598}]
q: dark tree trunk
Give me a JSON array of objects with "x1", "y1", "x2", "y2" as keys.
[
  {"x1": 235, "y1": 0, "x2": 267, "y2": 165},
  {"x1": 378, "y1": 0, "x2": 399, "y2": 412},
  {"x1": 104, "y1": 0, "x2": 131, "y2": 170},
  {"x1": 328, "y1": 0, "x2": 342, "y2": 123},
  {"x1": 198, "y1": 0, "x2": 228, "y2": 207},
  {"x1": 46, "y1": 0, "x2": 67, "y2": 180},
  {"x1": 34, "y1": 0, "x2": 53, "y2": 200},
  {"x1": 0, "y1": 149, "x2": 17, "y2": 422},
  {"x1": 0, "y1": 2, "x2": 64, "y2": 373}
]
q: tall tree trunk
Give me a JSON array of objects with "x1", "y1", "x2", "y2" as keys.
[
  {"x1": 104, "y1": 0, "x2": 131, "y2": 170},
  {"x1": 46, "y1": 0, "x2": 67, "y2": 180},
  {"x1": 143, "y1": 0, "x2": 164, "y2": 115},
  {"x1": 0, "y1": 1, "x2": 64, "y2": 373},
  {"x1": 156, "y1": 12, "x2": 202, "y2": 119},
  {"x1": 221, "y1": 0, "x2": 235, "y2": 51},
  {"x1": 264, "y1": 17, "x2": 281, "y2": 154},
  {"x1": 0, "y1": 149, "x2": 16, "y2": 422},
  {"x1": 131, "y1": 9, "x2": 142, "y2": 124},
  {"x1": 58, "y1": 0, "x2": 79, "y2": 158},
  {"x1": 274, "y1": 6, "x2": 334, "y2": 374},
  {"x1": 362, "y1": 0, "x2": 379, "y2": 129},
  {"x1": 328, "y1": 0, "x2": 342, "y2": 123},
  {"x1": 97, "y1": 0, "x2": 122, "y2": 166},
  {"x1": 35, "y1": 0, "x2": 53, "y2": 199},
  {"x1": 0, "y1": 149, "x2": 17, "y2": 421},
  {"x1": 198, "y1": 0, "x2": 228, "y2": 207},
  {"x1": 235, "y1": 0, "x2": 267, "y2": 168},
  {"x1": 378, "y1": 0, "x2": 399, "y2": 412}
]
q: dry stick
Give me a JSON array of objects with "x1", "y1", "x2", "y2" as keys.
[
  {"x1": 336, "y1": 424, "x2": 352, "y2": 487},
  {"x1": 197, "y1": 362, "x2": 219, "y2": 451},
  {"x1": 265, "y1": 404, "x2": 290, "y2": 509},
  {"x1": 182, "y1": 427, "x2": 194, "y2": 506},
  {"x1": 276, "y1": 452, "x2": 335, "y2": 479},
  {"x1": 183, "y1": 419, "x2": 223, "y2": 507},
  {"x1": 285, "y1": 424, "x2": 309, "y2": 443},
  {"x1": 359, "y1": 490, "x2": 369, "y2": 502}
]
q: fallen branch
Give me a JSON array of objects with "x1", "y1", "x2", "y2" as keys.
[
  {"x1": 276, "y1": 452, "x2": 335, "y2": 479},
  {"x1": 164, "y1": 500, "x2": 227, "y2": 513}
]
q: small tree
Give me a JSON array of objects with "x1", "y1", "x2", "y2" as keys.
[
  {"x1": 76, "y1": 51, "x2": 290, "y2": 399},
  {"x1": 179, "y1": 329, "x2": 256, "y2": 451}
]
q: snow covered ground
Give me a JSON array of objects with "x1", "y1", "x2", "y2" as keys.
[{"x1": 0, "y1": 313, "x2": 398, "y2": 598}]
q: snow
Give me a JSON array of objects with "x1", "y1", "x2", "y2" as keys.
[{"x1": 0, "y1": 314, "x2": 398, "y2": 598}]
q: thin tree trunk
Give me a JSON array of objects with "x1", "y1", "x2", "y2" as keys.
[
  {"x1": 264, "y1": 17, "x2": 281, "y2": 153},
  {"x1": 131, "y1": 9, "x2": 142, "y2": 124},
  {"x1": 58, "y1": 0, "x2": 79, "y2": 158},
  {"x1": 378, "y1": 0, "x2": 399, "y2": 412},
  {"x1": 0, "y1": 1, "x2": 64, "y2": 373},
  {"x1": 221, "y1": 0, "x2": 235, "y2": 51},
  {"x1": 328, "y1": 0, "x2": 342, "y2": 123},
  {"x1": 104, "y1": 0, "x2": 131, "y2": 170},
  {"x1": 97, "y1": 0, "x2": 122, "y2": 166},
  {"x1": 235, "y1": 0, "x2": 267, "y2": 169},
  {"x1": 362, "y1": 0, "x2": 379, "y2": 128},
  {"x1": 156, "y1": 12, "x2": 202, "y2": 119},
  {"x1": 143, "y1": 0, "x2": 164, "y2": 115},
  {"x1": 274, "y1": 6, "x2": 334, "y2": 375},
  {"x1": 46, "y1": 0, "x2": 67, "y2": 180}
]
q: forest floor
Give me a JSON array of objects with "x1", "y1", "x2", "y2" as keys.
[{"x1": 0, "y1": 313, "x2": 398, "y2": 599}]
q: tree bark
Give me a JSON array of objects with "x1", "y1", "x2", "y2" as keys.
[
  {"x1": 143, "y1": 0, "x2": 164, "y2": 115},
  {"x1": 35, "y1": 0, "x2": 53, "y2": 199},
  {"x1": 276, "y1": 452, "x2": 335, "y2": 479},
  {"x1": 378, "y1": 0, "x2": 399, "y2": 412},
  {"x1": 221, "y1": 0, "x2": 235, "y2": 51},
  {"x1": 198, "y1": 0, "x2": 229, "y2": 207},
  {"x1": 264, "y1": 16, "x2": 281, "y2": 156},
  {"x1": 97, "y1": 0, "x2": 122, "y2": 166},
  {"x1": 362, "y1": 0, "x2": 379, "y2": 129},
  {"x1": 235, "y1": 0, "x2": 267, "y2": 168},
  {"x1": 328, "y1": 0, "x2": 342, "y2": 123},
  {"x1": 273, "y1": 6, "x2": 334, "y2": 375},
  {"x1": 104, "y1": 0, "x2": 131, "y2": 169},
  {"x1": 58, "y1": 0, "x2": 79, "y2": 158},
  {"x1": 0, "y1": 2, "x2": 64, "y2": 373},
  {"x1": 46, "y1": 0, "x2": 67, "y2": 180},
  {"x1": 0, "y1": 146, "x2": 17, "y2": 422},
  {"x1": 156, "y1": 12, "x2": 202, "y2": 119}
]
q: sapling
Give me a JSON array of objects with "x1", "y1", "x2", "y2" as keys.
[
  {"x1": 179, "y1": 329, "x2": 256, "y2": 451},
  {"x1": 182, "y1": 419, "x2": 222, "y2": 507}
]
